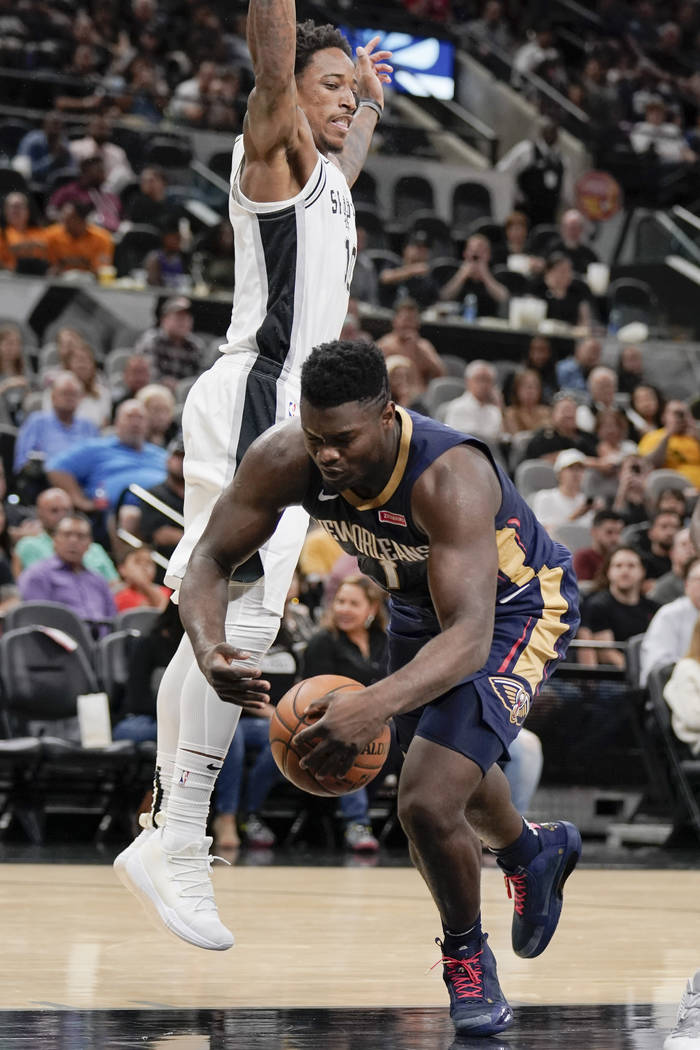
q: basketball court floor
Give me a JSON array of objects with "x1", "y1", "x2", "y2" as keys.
[{"x1": 1, "y1": 838, "x2": 698, "y2": 1049}]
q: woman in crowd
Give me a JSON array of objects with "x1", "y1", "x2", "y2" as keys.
[
  {"x1": 0, "y1": 192, "x2": 48, "y2": 274},
  {"x1": 585, "y1": 408, "x2": 639, "y2": 503},
  {"x1": 502, "y1": 367, "x2": 552, "y2": 436},
  {"x1": 538, "y1": 252, "x2": 592, "y2": 329},
  {"x1": 663, "y1": 617, "x2": 700, "y2": 756},
  {"x1": 386, "y1": 354, "x2": 429, "y2": 414},
  {"x1": 47, "y1": 339, "x2": 111, "y2": 428},
  {"x1": 0, "y1": 323, "x2": 33, "y2": 425},
  {"x1": 627, "y1": 383, "x2": 664, "y2": 436}
]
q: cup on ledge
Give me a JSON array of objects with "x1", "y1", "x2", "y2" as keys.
[
  {"x1": 507, "y1": 253, "x2": 532, "y2": 276},
  {"x1": 97, "y1": 265, "x2": 117, "y2": 286},
  {"x1": 586, "y1": 262, "x2": 610, "y2": 296},
  {"x1": 509, "y1": 295, "x2": 547, "y2": 330}
]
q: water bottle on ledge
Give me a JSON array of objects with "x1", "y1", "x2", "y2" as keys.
[{"x1": 462, "y1": 293, "x2": 478, "y2": 323}]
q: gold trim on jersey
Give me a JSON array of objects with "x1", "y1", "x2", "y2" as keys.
[
  {"x1": 341, "y1": 406, "x2": 414, "y2": 510},
  {"x1": 496, "y1": 526, "x2": 535, "y2": 588},
  {"x1": 513, "y1": 565, "x2": 570, "y2": 690}
]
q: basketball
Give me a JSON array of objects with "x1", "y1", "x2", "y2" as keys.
[{"x1": 269, "y1": 674, "x2": 391, "y2": 797}]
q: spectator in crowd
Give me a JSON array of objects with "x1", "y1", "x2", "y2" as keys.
[
  {"x1": 536, "y1": 253, "x2": 592, "y2": 329},
  {"x1": 630, "y1": 97, "x2": 697, "y2": 163},
  {"x1": 68, "y1": 113, "x2": 133, "y2": 193},
  {"x1": 663, "y1": 616, "x2": 700, "y2": 755},
  {"x1": 0, "y1": 322, "x2": 32, "y2": 423},
  {"x1": 378, "y1": 231, "x2": 439, "y2": 311},
  {"x1": 572, "y1": 509, "x2": 625, "y2": 584},
  {"x1": 639, "y1": 399, "x2": 700, "y2": 489},
  {"x1": 655, "y1": 487, "x2": 688, "y2": 521},
  {"x1": 196, "y1": 221, "x2": 235, "y2": 292},
  {"x1": 349, "y1": 226, "x2": 379, "y2": 306},
  {"x1": 548, "y1": 208, "x2": 600, "y2": 274},
  {"x1": 45, "y1": 201, "x2": 114, "y2": 277},
  {"x1": 633, "y1": 509, "x2": 682, "y2": 591},
  {"x1": 524, "y1": 392, "x2": 598, "y2": 460},
  {"x1": 512, "y1": 23, "x2": 560, "y2": 81},
  {"x1": 136, "y1": 383, "x2": 177, "y2": 447},
  {"x1": 496, "y1": 116, "x2": 565, "y2": 226},
  {"x1": 377, "y1": 300, "x2": 445, "y2": 394},
  {"x1": 641, "y1": 556, "x2": 700, "y2": 685},
  {"x1": 145, "y1": 222, "x2": 191, "y2": 289},
  {"x1": 12, "y1": 486, "x2": 117, "y2": 583},
  {"x1": 111, "y1": 353, "x2": 153, "y2": 412},
  {"x1": 584, "y1": 408, "x2": 638, "y2": 504},
  {"x1": 503, "y1": 368, "x2": 552, "y2": 436},
  {"x1": 134, "y1": 296, "x2": 204, "y2": 386},
  {"x1": 18, "y1": 512, "x2": 117, "y2": 634},
  {"x1": 49, "y1": 156, "x2": 122, "y2": 233},
  {"x1": 124, "y1": 166, "x2": 180, "y2": 228},
  {"x1": 617, "y1": 343, "x2": 646, "y2": 396},
  {"x1": 627, "y1": 383, "x2": 664, "y2": 436},
  {"x1": 0, "y1": 193, "x2": 48, "y2": 274},
  {"x1": 386, "y1": 355, "x2": 429, "y2": 414},
  {"x1": 0, "y1": 500, "x2": 19, "y2": 613},
  {"x1": 14, "y1": 371, "x2": 98, "y2": 475},
  {"x1": 168, "y1": 59, "x2": 217, "y2": 124},
  {"x1": 46, "y1": 399, "x2": 166, "y2": 513},
  {"x1": 506, "y1": 334, "x2": 558, "y2": 404},
  {"x1": 443, "y1": 360, "x2": 503, "y2": 442},
  {"x1": 650, "y1": 526, "x2": 695, "y2": 604},
  {"x1": 611, "y1": 454, "x2": 650, "y2": 524},
  {"x1": 576, "y1": 366, "x2": 620, "y2": 432},
  {"x1": 57, "y1": 340, "x2": 112, "y2": 429},
  {"x1": 577, "y1": 546, "x2": 658, "y2": 667},
  {"x1": 206, "y1": 67, "x2": 245, "y2": 132},
  {"x1": 121, "y1": 55, "x2": 170, "y2": 123},
  {"x1": 339, "y1": 301, "x2": 372, "y2": 345},
  {"x1": 491, "y1": 210, "x2": 540, "y2": 273},
  {"x1": 466, "y1": 0, "x2": 514, "y2": 53},
  {"x1": 15, "y1": 112, "x2": 74, "y2": 187},
  {"x1": 114, "y1": 545, "x2": 169, "y2": 613},
  {"x1": 531, "y1": 447, "x2": 594, "y2": 535},
  {"x1": 120, "y1": 434, "x2": 184, "y2": 565},
  {"x1": 556, "y1": 337, "x2": 602, "y2": 394},
  {"x1": 438, "y1": 233, "x2": 509, "y2": 318}
]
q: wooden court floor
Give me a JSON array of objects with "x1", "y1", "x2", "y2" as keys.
[{"x1": 0, "y1": 855, "x2": 698, "y2": 1048}]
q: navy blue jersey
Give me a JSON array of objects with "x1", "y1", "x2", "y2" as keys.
[{"x1": 302, "y1": 408, "x2": 579, "y2": 702}]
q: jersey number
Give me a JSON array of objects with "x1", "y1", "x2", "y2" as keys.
[{"x1": 379, "y1": 558, "x2": 399, "y2": 590}]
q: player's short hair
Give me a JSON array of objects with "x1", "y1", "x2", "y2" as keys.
[
  {"x1": 295, "y1": 20, "x2": 352, "y2": 76},
  {"x1": 301, "y1": 340, "x2": 389, "y2": 409}
]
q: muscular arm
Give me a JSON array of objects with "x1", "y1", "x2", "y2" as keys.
[{"x1": 178, "y1": 422, "x2": 310, "y2": 704}]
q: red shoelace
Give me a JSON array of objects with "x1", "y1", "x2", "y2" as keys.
[
  {"x1": 504, "y1": 872, "x2": 528, "y2": 915},
  {"x1": 432, "y1": 948, "x2": 484, "y2": 999}
]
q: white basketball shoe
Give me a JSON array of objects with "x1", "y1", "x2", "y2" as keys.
[
  {"x1": 113, "y1": 811, "x2": 161, "y2": 894},
  {"x1": 121, "y1": 826, "x2": 234, "y2": 951},
  {"x1": 665, "y1": 971, "x2": 700, "y2": 1049}
]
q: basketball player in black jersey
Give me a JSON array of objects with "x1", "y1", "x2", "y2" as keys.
[{"x1": 178, "y1": 341, "x2": 582, "y2": 1038}]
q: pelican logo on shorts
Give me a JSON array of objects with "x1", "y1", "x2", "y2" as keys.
[
  {"x1": 488, "y1": 676, "x2": 531, "y2": 726},
  {"x1": 288, "y1": 400, "x2": 298, "y2": 417},
  {"x1": 378, "y1": 510, "x2": 407, "y2": 527}
]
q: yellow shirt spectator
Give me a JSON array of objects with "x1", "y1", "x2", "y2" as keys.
[
  {"x1": 639, "y1": 402, "x2": 700, "y2": 489},
  {"x1": 44, "y1": 201, "x2": 113, "y2": 276}
]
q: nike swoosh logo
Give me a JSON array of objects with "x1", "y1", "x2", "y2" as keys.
[
  {"x1": 498, "y1": 582, "x2": 532, "y2": 605},
  {"x1": 206, "y1": 763, "x2": 223, "y2": 771},
  {"x1": 318, "y1": 492, "x2": 339, "y2": 501}
]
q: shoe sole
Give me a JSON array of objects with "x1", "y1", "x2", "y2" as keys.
[
  {"x1": 516, "y1": 823, "x2": 582, "y2": 959},
  {"x1": 123, "y1": 848, "x2": 234, "y2": 952},
  {"x1": 454, "y1": 1004, "x2": 514, "y2": 1036}
]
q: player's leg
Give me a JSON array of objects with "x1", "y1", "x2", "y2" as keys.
[{"x1": 397, "y1": 732, "x2": 514, "y2": 1038}]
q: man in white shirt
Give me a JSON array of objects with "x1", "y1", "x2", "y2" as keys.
[
  {"x1": 443, "y1": 360, "x2": 503, "y2": 443},
  {"x1": 530, "y1": 447, "x2": 594, "y2": 535},
  {"x1": 69, "y1": 114, "x2": 133, "y2": 194},
  {"x1": 640, "y1": 557, "x2": 700, "y2": 685},
  {"x1": 630, "y1": 98, "x2": 696, "y2": 164}
]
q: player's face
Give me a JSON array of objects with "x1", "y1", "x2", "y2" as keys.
[
  {"x1": 301, "y1": 398, "x2": 395, "y2": 493},
  {"x1": 296, "y1": 48, "x2": 358, "y2": 155}
]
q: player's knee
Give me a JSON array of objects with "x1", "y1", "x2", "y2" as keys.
[{"x1": 398, "y1": 789, "x2": 460, "y2": 843}]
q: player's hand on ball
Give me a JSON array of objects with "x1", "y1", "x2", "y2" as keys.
[
  {"x1": 294, "y1": 688, "x2": 386, "y2": 778},
  {"x1": 200, "y1": 643, "x2": 271, "y2": 710}
]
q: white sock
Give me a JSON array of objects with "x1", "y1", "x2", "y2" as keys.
[{"x1": 151, "y1": 632, "x2": 197, "y2": 826}]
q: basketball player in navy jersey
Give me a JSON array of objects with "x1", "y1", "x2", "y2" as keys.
[
  {"x1": 114, "y1": 2, "x2": 391, "y2": 951},
  {"x1": 177, "y1": 340, "x2": 582, "y2": 1037}
]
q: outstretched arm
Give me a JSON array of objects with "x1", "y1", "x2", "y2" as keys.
[
  {"x1": 179, "y1": 422, "x2": 310, "y2": 707},
  {"x1": 332, "y1": 37, "x2": 392, "y2": 187}
]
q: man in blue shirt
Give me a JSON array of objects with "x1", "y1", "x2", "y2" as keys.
[
  {"x1": 14, "y1": 371, "x2": 98, "y2": 474},
  {"x1": 46, "y1": 399, "x2": 166, "y2": 512},
  {"x1": 555, "y1": 336, "x2": 602, "y2": 394}
]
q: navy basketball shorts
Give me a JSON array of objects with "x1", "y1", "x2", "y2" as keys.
[{"x1": 388, "y1": 585, "x2": 580, "y2": 775}]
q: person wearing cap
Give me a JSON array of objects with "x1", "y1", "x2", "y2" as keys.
[
  {"x1": 378, "y1": 231, "x2": 440, "y2": 310},
  {"x1": 134, "y1": 297, "x2": 205, "y2": 387},
  {"x1": 530, "y1": 448, "x2": 594, "y2": 536},
  {"x1": 439, "y1": 233, "x2": 509, "y2": 318}
]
